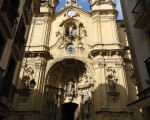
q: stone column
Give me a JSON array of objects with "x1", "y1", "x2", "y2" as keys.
[{"x1": 92, "y1": 15, "x2": 102, "y2": 43}]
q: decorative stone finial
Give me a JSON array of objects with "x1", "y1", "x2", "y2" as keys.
[{"x1": 66, "y1": 0, "x2": 77, "y2": 6}]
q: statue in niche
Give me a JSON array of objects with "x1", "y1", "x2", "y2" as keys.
[
  {"x1": 69, "y1": 25, "x2": 73, "y2": 35},
  {"x1": 108, "y1": 79, "x2": 117, "y2": 92},
  {"x1": 22, "y1": 66, "x2": 34, "y2": 90},
  {"x1": 24, "y1": 66, "x2": 34, "y2": 78},
  {"x1": 106, "y1": 67, "x2": 119, "y2": 102},
  {"x1": 106, "y1": 67, "x2": 118, "y2": 92},
  {"x1": 79, "y1": 23, "x2": 87, "y2": 40},
  {"x1": 83, "y1": 90, "x2": 92, "y2": 102},
  {"x1": 68, "y1": 25, "x2": 77, "y2": 37},
  {"x1": 66, "y1": 81, "x2": 75, "y2": 97},
  {"x1": 81, "y1": 29, "x2": 87, "y2": 37},
  {"x1": 84, "y1": 97, "x2": 91, "y2": 114},
  {"x1": 47, "y1": 91, "x2": 57, "y2": 119}
]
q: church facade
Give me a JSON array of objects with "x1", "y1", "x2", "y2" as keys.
[{"x1": 6, "y1": 0, "x2": 141, "y2": 120}]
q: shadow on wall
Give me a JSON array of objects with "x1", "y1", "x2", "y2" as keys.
[{"x1": 4, "y1": 79, "x2": 144, "y2": 120}]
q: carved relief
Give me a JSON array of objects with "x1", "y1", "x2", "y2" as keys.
[
  {"x1": 105, "y1": 67, "x2": 119, "y2": 102},
  {"x1": 115, "y1": 61, "x2": 125, "y2": 67},
  {"x1": 78, "y1": 72, "x2": 94, "y2": 102},
  {"x1": 46, "y1": 88, "x2": 58, "y2": 120},
  {"x1": 77, "y1": 42, "x2": 85, "y2": 53},
  {"x1": 51, "y1": 19, "x2": 89, "y2": 56},
  {"x1": 46, "y1": 59, "x2": 94, "y2": 104},
  {"x1": 23, "y1": 66, "x2": 34, "y2": 87},
  {"x1": 81, "y1": 29, "x2": 87, "y2": 38},
  {"x1": 84, "y1": 97, "x2": 92, "y2": 119},
  {"x1": 64, "y1": 78, "x2": 76, "y2": 101},
  {"x1": 19, "y1": 65, "x2": 35, "y2": 102},
  {"x1": 56, "y1": 31, "x2": 63, "y2": 41},
  {"x1": 79, "y1": 23, "x2": 87, "y2": 40},
  {"x1": 98, "y1": 61, "x2": 106, "y2": 68}
]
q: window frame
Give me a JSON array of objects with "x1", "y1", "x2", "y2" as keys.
[
  {"x1": 145, "y1": 57, "x2": 150, "y2": 79},
  {"x1": 0, "y1": 32, "x2": 6, "y2": 60}
]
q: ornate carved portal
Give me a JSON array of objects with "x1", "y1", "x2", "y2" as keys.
[{"x1": 45, "y1": 59, "x2": 94, "y2": 120}]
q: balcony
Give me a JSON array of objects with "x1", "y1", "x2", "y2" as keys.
[{"x1": 132, "y1": 0, "x2": 150, "y2": 29}]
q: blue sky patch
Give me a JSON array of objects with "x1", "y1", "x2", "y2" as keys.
[{"x1": 56, "y1": 0, "x2": 123, "y2": 20}]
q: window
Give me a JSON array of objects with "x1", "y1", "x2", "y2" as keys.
[
  {"x1": 0, "y1": 32, "x2": 6, "y2": 59},
  {"x1": 2, "y1": 57, "x2": 16, "y2": 101},
  {"x1": 145, "y1": 57, "x2": 150, "y2": 79},
  {"x1": 14, "y1": 16, "x2": 26, "y2": 51},
  {"x1": 1, "y1": 0, "x2": 20, "y2": 27}
]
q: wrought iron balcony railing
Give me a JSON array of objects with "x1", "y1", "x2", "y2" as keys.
[{"x1": 132, "y1": 0, "x2": 150, "y2": 28}]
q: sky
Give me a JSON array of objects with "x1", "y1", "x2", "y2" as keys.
[{"x1": 56, "y1": 0, "x2": 123, "y2": 20}]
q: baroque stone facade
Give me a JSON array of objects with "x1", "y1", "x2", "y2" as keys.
[{"x1": 6, "y1": 0, "x2": 139, "y2": 120}]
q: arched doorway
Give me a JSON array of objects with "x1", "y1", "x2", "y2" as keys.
[
  {"x1": 44, "y1": 58, "x2": 94, "y2": 120},
  {"x1": 61, "y1": 102, "x2": 79, "y2": 120}
]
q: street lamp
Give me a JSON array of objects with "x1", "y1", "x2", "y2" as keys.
[{"x1": 15, "y1": 79, "x2": 36, "y2": 96}]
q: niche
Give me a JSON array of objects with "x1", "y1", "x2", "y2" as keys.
[{"x1": 65, "y1": 23, "x2": 77, "y2": 37}]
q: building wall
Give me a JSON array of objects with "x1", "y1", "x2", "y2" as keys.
[
  {"x1": 4, "y1": 0, "x2": 140, "y2": 120},
  {"x1": 120, "y1": 0, "x2": 150, "y2": 120},
  {"x1": 0, "y1": 0, "x2": 34, "y2": 119},
  {"x1": 120, "y1": 0, "x2": 150, "y2": 90}
]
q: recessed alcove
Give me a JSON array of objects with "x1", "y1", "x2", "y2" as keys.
[{"x1": 45, "y1": 58, "x2": 94, "y2": 119}]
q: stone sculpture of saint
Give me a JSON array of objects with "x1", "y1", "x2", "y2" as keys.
[{"x1": 69, "y1": 25, "x2": 74, "y2": 36}]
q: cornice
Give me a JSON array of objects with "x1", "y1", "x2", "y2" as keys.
[
  {"x1": 55, "y1": 5, "x2": 90, "y2": 18},
  {"x1": 90, "y1": 9, "x2": 118, "y2": 17},
  {"x1": 24, "y1": 51, "x2": 52, "y2": 60},
  {"x1": 90, "y1": 49, "x2": 125, "y2": 58},
  {"x1": 90, "y1": 1, "x2": 115, "y2": 7}
]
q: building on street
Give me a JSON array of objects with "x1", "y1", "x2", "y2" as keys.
[{"x1": 120, "y1": 0, "x2": 150, "y2": 120}]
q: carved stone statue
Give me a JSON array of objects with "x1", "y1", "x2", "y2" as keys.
[
  {"x1": 82, "y1": 29, "x2": 87, "y2": 37},
  {"x1": 108, "y1": 79, "x2": 116, "y2": 92},
  {"x1": 69, "y1": 25, "x2": 74, "y2": 35},
  {"x1": 68, "y1": 25, "x2": 77, "y2": 37},
  {"x1": 56, "y1": 31, "x2": 62, "y2": 40},
  {"x1": 66, "y1": 81, "x2": 75, "y2": 97}
]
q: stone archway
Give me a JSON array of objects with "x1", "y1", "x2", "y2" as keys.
[{"x1": 44, "y1": 58, "x2": 94, "y2": 120}]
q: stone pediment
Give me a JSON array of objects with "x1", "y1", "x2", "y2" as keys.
[{"x1": 55, "y1": 5, "x2": 90, "y2": 18}]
